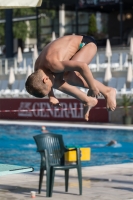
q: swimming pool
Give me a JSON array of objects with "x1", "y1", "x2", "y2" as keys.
[{"x1": 0, "y1": 124, "x2": 133, "y2": 171}]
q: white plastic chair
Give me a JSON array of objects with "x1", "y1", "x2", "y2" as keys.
[
  {"x1": 19, "y1": 89, "x2": 30, "y2": 97},
  {"x1": 2, "y1": 80, "x2": 19, "y2": 97}
]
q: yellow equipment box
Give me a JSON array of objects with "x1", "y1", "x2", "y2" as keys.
[{"x1": 65, "y1": 147, "x2": 91, "y2": 162}]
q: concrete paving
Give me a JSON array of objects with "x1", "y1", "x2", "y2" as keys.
[{"x1": 0, "y1": 163, "x2": 133, "y2": 200}]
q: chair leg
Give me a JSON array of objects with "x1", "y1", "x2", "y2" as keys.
[
  {"x1": 65, "y1": 169, "x2": 69, "y2": 192},
  {"x1": 49, "y1": 168, "x2": 55, "y2": 197},
  {"x1": 39, "y1": 168, "x2": 44, "y2": 194},
  {"x1": 77, "y1": 167, "x2": 82, "y2": 195},
  {"x1": 46, "y1": 168, "x2": 51, "y2": 197}
]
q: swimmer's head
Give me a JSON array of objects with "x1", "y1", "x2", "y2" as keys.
[
  {"x1": 42, "y1": 126, "x2": 46, "y2": 130},
  {"x1": 106, "y1": 140, "x2": 117, "y2": 146},
  {"x1": 25, "y1": 69, "x2": 54, "y2": 98}
]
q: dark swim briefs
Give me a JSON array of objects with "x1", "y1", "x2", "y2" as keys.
[{"x1": 79, "y1": 35, "x2": 97, "y2": 49}]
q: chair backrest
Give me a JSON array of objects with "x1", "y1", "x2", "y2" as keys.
[
  {"x1": 11, "y1": 80, "x2": 19, "y2": 90},
  {"x1": 107, "y1": 77, "x2": 117, "y2": 88},
  {"x1": 111, "y1": 53, "x2": 120, "y2": 63},
  {"x1": 117, "y1": 77, "x2": 126, "y2": 91},
  {"x1": 96, "y1": 77, "x2": 103, "y2": 83},
  {"x1": 130, "y1": 79, "x2": 133, "y2": 90},
  {"x1": 33, "y1": 133, "x2": 66, "y2": 165},
  {"x1": 122, "y1": 53, "x2": 128, "y2": 65},
  {"x1": 0, "y1": 80, "x2": 8, "y2": 90},
  {"x1": 99, "y1": 53, "x2": 106, "y2": 63},
  {"x1": 0, "y1": 80, "x2": 1, "y2": 90},
  {"x1": 18, "y1": 79, "x2": 25, "y2": 91},
  {"x1": 90, "y1": 55, "x2": 96, "y2": 64}
]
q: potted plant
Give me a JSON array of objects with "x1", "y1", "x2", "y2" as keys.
[
  {"x1": 88, "y1": 14, "x2": 97, "y2": 36},
  {"x1": 118, "y1": 94, "x2": 133, "y2": 125}
]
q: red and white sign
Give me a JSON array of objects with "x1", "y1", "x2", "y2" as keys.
[{"x1": 0, "y1": 98, "x2": 108, "y2": 122}]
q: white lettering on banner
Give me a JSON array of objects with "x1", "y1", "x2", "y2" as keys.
[
  {"x1": 73, "y1": 103, "x2": 83, "y2": 118},
  {"x1": 80, "y1": 103, "x2": 83, "y2": 118},
  {"x1": 74, "y1": 103, "x2": 83, "y2": 118},
  {"x1": 45, "y1": 103, "x2": 53, "y2": 117},
  {"x1": 18, "y1": 102, "x2": 32, "y2": 117},
  {"x1": 60, "y1": 103, "x2": 69, "y2": 118},
  {"x1": 57, "y1": 102, "x2": 83, "y2": 118},
  {"x1": 32, "y1": 102, "x2": 53, "y2": 117},
  {"x1": 32, "y1": 102, "x2": 40, "y2": 117},
  {"x1": 18, "y1": 101, "x2": 84, "y2": 119},
  {"x1": 68, "y1": 103, "x2": 75, "y2": 117},
  {"x1": 54, "y1": 107, "x2": 60, "y2": 118},
  {"x1": 39, "y1": 103, "x2": 52, "y2": 117},
  {"x1": 68, "y1": 103, "x2": 82, "y2": 118}
]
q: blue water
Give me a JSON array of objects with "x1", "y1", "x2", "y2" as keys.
[{"x1": 0, "y1": 125, "x2": 133, "y2": 171}]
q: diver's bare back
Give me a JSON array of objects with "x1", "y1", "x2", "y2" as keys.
[{"x1": 35, "y1": 35, "x2": 83, "y2": 71}]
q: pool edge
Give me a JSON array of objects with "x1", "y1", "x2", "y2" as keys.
[{"x1": 0, "y1": 120, "x2": 133, "y2": 130}]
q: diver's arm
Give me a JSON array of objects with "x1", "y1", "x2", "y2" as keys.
[{"x1": 48, "y1": 88, "x2": 61, "y2": 107}]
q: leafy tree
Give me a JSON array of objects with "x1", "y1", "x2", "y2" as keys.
[
  {"x1": 13, "y1": 8, "x2": 36, "y2": 41},
  {"x1": 0, "y1": 8, "x2": 56, "y2": 45},
  {"x1": 88, "y1": 14, "x2": 97, "y2": 36},
  {"x1": 13, "y1": 8, "x2": 36, "y2": 17},
  {"x1": 28, "y1": 20, "x2": 37, "y2": 38},
  {"x1": 13, "y1": 21, "x2": 28, "y2": 41},
  {"x1": 0, "y1": 10, "x2": 5, "y2": 44},
  {"x1": 13, "y1": 8, "x2": 56, "y2": 41},
  {"x1": 0, "y1": 24, "x2": 5, "y2": 44}
]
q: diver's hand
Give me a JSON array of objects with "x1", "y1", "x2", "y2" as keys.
[
  {"x1": 49, "y1": 96, "x2": 62, "y2": 108},
  {"x1": 87, "y1": 88, "x2": 101, "y2": 98}
]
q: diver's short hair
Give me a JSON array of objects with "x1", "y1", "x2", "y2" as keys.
[{"x1": 25, "y1": 70, "x2": 48, "y2": 98}]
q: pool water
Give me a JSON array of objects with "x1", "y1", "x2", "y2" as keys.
[{"x1": 0, "y1": 125, "x2": 133, "y2": 171}]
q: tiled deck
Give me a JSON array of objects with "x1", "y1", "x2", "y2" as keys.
[
  {"x1": 0, "y1": 163, "x2": 133, "y2": 200},
  {"x1": 0, "y1": 120, "x2": 133, "y2": 199}
]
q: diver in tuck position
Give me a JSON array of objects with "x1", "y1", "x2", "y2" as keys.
[{"x1": 25, "y1": 35, "x2": 116, "y2": 121}]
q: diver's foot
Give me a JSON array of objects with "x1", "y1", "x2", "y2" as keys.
[
  {"x1": 84, "y1": 97, "x2": 98, "y2": 121},
  {"x1": 105, "y1": 87, "x2": 116, "y2": 111}
]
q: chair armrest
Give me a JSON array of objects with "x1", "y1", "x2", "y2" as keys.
[
  {"x1": 75, "y1": 148, "x2": 82, "y2": 164},
  {"x1": 65, "y1": 147, "x2": 77, "y2": 152},
  {"x1": 65, "y1": 146, "x2": 81, "y2": 163},
  {"x1": 65, "y1": 145, "x2": 80, "y2": 152}
]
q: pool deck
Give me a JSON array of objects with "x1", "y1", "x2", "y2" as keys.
[
  {"x1": 0, "y1": 163, "x2": 133, "y2": 200},
  {"x1": 0, "y1": 120, "x2": 133, "y2": 199}
]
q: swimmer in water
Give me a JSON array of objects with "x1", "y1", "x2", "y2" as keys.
[
  {"x1": 41, "y1": 126, "x2": 49, "y2": 133},
  {"x1": 25, "y1": 35, "x2": 116, "y2": 121},
  {"x1": 106, "y1": 140, "x2": 117, "y2": 146}
]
